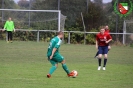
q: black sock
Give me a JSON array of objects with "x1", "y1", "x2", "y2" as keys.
[
  {"x1": 95, "y1": 51, "x2": 99, "y2": 57},
  {"x1": 103, "y1": 58, "x2": 107, "y2": 67},
  {"x1": 98, "y1": 58, "x2": 101, "y2": 66}
]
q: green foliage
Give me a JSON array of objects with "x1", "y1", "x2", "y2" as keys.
[
  {"x1": 130, "y1": 43, "x2": 133, "y2": 47},
  {"x1": 31, "y1": 0, "x2": 58, "y2": 10},
  {"x1": 75, "y1": 1, "x2": 107, "y2": 31},
  {"x1": 60, "y1": 0, "x2": 86, "y2": 27},
  {"x1": 0, "y1": 31, "x2": 5, "y2": 39},
  {"x1": 86, "y1": 28, "x2": 98, "y2": 44},
  {"x1": 63, "y1": 32, "x2": 68, "y2": 43},
  {"x1": 13, "y1": 31, "x2": 36, "y2": 41},
  {"x1": 0, "y1": 0, "x2": 18, "y2": 9},
  {"x1": 46, "y1": 37, "x2": 50, "y2": 42},
  {"x1": 18, "y1": 0, "x2": 30, "y2": 8}
]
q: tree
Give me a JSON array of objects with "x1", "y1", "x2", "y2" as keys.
[
  {"x1": 18, "y1": 0, "x2": 30, "y2": 9},
  {"x1": 31, "y1": 0, "x2": 87, "y2": 29},
  {"x1": 0, "y1": 0, "x2": 18, "y2": 28},
  {"x1": 1, "y1": 0, "x2": 18, "y2": 9},
  {"x1": 31, "y1": 0, "x2": 58, "y2": 10},
  {"x1": 76, "y1": 1, "x2": 107, "y2": 31},
  {"x1": 94, "y1": 0, "x2": 102, "y2": 6},
  {"x1": 60, "y1": 0, "x2": 87, "y2": 28}
]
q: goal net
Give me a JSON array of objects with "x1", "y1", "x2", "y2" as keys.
[
  {"x1": 0, "y1": 9, "x2": 66, "y2": 31},
  {"x1": 0, "y1": 9, "x2": 66, "y2": 41},
  {"x1": 123, "y1": 20, "x2": 133, "y2": 45}
]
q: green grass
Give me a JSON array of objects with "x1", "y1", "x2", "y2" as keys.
[{"x1": 0, "y1": 41, "x2": 133, "y2": 88}]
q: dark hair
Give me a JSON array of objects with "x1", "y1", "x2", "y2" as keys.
[
  {"x1": 57, "y1": 31, "x2": 63, "y2": 35},
  {"x1": 99, "y1": 26, "x2": 104, "y2": 31},
  {"x1": 104, "y1": 25, "x2": 109, "y2": 29}
]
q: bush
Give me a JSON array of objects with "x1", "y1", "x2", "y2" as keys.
[
  {"x1": 85, "y1": 28, "x2": 98, "y2": 44},
  {"x1": 130, "y1": 43, "x2": 133, "y2": 47}
]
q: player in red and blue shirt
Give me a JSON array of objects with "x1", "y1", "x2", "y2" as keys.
[
  {"x1": 96, "y1": 28, "x2": 112, "y2": 70},
  {"x1": 94, "y1": 25, "x2": 111, "y2": 58}
]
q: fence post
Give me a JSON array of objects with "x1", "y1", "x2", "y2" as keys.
[
  {"x1": 68, "y1": 31, "x2": 70, "y2": 44},
  {"x1": 123, "y1": 21, "x2": 126, "y2": 45},
  {"x1": 84, "y1": 33, "x2": 86, "y2": 45},
  {"x1": 37, "y1": 30, "x2": 39, "y2": 42}
]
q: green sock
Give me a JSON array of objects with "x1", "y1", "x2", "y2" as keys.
[
  {"x1": 49, "y1": 66, "x2": 57, "y2": 75},
  {"x1": 62, "y1": 64, "x2": 70, "y2": 74}
]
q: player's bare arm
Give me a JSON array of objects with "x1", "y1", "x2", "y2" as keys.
[
  {"x1": 96, "y1": 40, "x2": 98, "y2": 49},
  {"x1": 50, "y1": 48, "x2": 57, "y2": 59},
  {"x1": 106, "y1": 39, "x2": 112, "y2": 44}
]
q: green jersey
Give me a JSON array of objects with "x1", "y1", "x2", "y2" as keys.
[
  {"x1": 47, "y1": 36, "x2": 62, "y2": 57},
  {"x1": 4, "y1": 21, "x2": 15, "y2": 31}
]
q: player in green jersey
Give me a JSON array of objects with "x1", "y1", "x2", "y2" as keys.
[
  {"x1": 47, "y1": 31, "x2": 74, "y2": 78},
  {"x1": 3, "y1": 17, "x2": 15, "y2": 43}
]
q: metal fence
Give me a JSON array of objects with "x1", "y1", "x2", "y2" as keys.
[{"x1": 0, "y1": 29, "x2": 133, "y2": 45}]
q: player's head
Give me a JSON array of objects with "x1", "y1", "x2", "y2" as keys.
[
  {"x1": 105, "y1": 25, "x2": 109, "y2": 30},
  {"x1": 57, "y1": 31, "x2": 64, "y2": 39},
  {"x1": 8, "y1": 17, "x2": 12, "y2": 21},
  {"x1": 100, "y1": 28, "x2": 105, "y2": 34}
]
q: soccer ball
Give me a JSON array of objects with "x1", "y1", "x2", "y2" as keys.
[{"x1": 71, "y1": 70, "x2": 78, "y2": 78}]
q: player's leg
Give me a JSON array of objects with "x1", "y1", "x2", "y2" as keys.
[
  {"x1": 108, "y1": 45, "x2": 111, "y2": 50},
  {"x1": 56, "y1": 54, "x2": 74, "y2": 77},
  {"x1": 97, "y1": 46, "x2": 103, "y2": 70},
  {"x1": 103, "y1": 46, "x2": 108, "y2": 70},
  {"x1": 49, "y1": 60, "x2": 58, "y2": 74},
  {"x1": 94, "y1": 50, "x2": 99, "y2": 58},
  {"x1": 61, "y1": 60, "x2": 74, "y2": 77},
  {"x1": 8, "y1": 31, "x2": 11, "y2": 41},
  {"x1": 10, "y1": 31, "x2": 13, "y2": 42},
  {"x1": 7, "y1": 31, "x2": 10, "y2": 42},
  {"x1": 103, "y1": 54, "x2": 107, "y2": 70},
  {"x1": 56, "y1": 54, "x2": 70, "y2": 74},
  {"x1": 98, "y1": 54, "x2": 102, "y2": 70},
  {"x1": 61, "y1": 60, "x2": 70, "y2": 74},
  {"x1": 47, "y1": 59, "x2": 58, "y2": 78}
]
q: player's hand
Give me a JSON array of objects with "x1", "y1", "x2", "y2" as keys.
[
  {"x1": 105, "y1": 41, "x2": 109, "y2": 44},
  {"x1": 50, "y1": 55, "x2": 53, "y2": 60},
  {"x1": 2, "y1": 29, "x2": 5, "y2": 32}
]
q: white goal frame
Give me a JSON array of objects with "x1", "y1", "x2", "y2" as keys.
[
  {"x1": 123, "y1": 20, "x2": 133, "y2": 45},
  {"x1": 0, "y1": 9, "x2": 61, "y2": 31}
]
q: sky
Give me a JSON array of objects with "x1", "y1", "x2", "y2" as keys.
[
  {"x1": 14, "y1": 0, "x2": 112, "y2": 3},
  {"x1": 90, "y1": 0, "x2": 112, "y2": 3},
  {"x1": 102, "y1": 0, "x2": 112, "y2": 3}
]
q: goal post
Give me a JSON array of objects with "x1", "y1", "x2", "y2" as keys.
[
  {"x1": 0, "y1": 9, "x2": 65, "y2": 31},
  {"x1": 123, "y1": 20, "x2": 133, "y2": 45}
]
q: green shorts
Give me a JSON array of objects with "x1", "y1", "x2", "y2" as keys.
[{"x1": 48, "y1": 53, "x2": 64, "y2": 66}]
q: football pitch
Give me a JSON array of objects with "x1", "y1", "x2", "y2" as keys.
[{"x1": 0, "y1": 41, "x2": 133, "y2": 88}]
